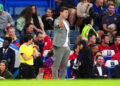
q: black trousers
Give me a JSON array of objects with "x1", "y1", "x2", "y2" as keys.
[{"x1": 19, "y1": 63, "x2": 36, "y2": 79}]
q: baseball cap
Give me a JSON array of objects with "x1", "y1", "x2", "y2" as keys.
[{"x1": 0, "y1": 4, "x2": 3, "y2": 12}]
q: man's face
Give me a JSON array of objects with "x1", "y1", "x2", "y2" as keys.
[
  {"x1": 92, "y1": 46, "x2": 99, "y2": 54},
  {"x1": 108, "y1": 5, "x2": 115, "y2": 14},
  {"x1": 99, "y1": 0, "x2": 104, "y2": 6},
  {"x1": 3, "y1": 40, "x2": 10, "y2": 49},
  {"x1": 96, "y1": 56, "x2": 104, "y2": 66},
  {"x1": 90, "y1": 35, "x2": 96, "y2": 44},
  {"x1": 60, "y1": 10, "x2": 69, "y2": 19},
  {"x1": 46, "y1": 9, "x2": 53, "y2": 17},
  {"x1": 26, "y1": 25, "x2": 34, "y2": 34},
  {"x1": 103, "y1": 36, "x2": 109, "y2": 45},
  {"x1": 37, "y1": 34, "x2": 44, "y2": 43},
  {"x1": 8, "y1": 29, "x2": 15, "y2": 38}
]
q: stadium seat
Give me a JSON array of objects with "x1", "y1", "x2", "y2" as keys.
[
  {"x1": 104, "y1": 56, "x2": 112, "y2": 62},
  {"x1": 50, "y1": 30, "x2": 54, "y2": 37},
  {"x1": 70, "y1": 37, "x2": 76, "y2": 44},
  {"x1": 70, "y1": 30, "x2": 80, "y2": 37},
  {"x1": 108, "y1": 67, "x2": 114, "y2": 77},
  {"x1": 70, "y1": 44, "x2": 74, "y2": 50},
  {"x1": 0, "y1": 30, "x2": 5, "y2": 37},
  {"x1": 15, "y1": 29, "x2": 20, "y2": 38},
  {"x1": 105, "y1": 60, "x2": 118, "y2": 68},
  {"x1": 102, "y1": 50, "x2": 115, "y2": 57},
  {"x1": 4, "y1": 0, "x2": 54, "y2": 17}
]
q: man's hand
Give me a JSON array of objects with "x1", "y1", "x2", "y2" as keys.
[
  {"x1": 0, "y1": 76, "x2": 5, "y2": 79},
  {"x1": 103, "y1": 74, "x2": 108, "y2": 77},
  {"x1": 58, "y1": 21, "x2": 64, "y2": 28},
  {"x1": 6, "y1": 23, "x2": 11, "y2": 28}
]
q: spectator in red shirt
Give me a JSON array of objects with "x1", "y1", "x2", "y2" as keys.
[
  {"x1": 69, "y1": 44, "x2": 79, "y2": 60},
  {"x1": 98, "y1": 34, "x2": 110, "y2": 51},
  {"x1": 69, "y1": 44, "x2": 79, "y2": 78},
  {"x1": 110, "y1": 36, "x2": 120, "y2": 53},
  {"x1": 111, "y1": 53, "x2": 120, "y2": 61},
  {"x1": 87, "y1": 34, "x2": 96, "y2": 47},
  {"x1": 35, "y1": 31, "x2": 52, "y2": 57}
]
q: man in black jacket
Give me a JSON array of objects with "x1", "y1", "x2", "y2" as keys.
[
  {"x1": 0, "y1": 37, "x2": 15, "y2": 74},
  {"x1": 92, "y1": 55, "x2": 110, "y2": 78}
]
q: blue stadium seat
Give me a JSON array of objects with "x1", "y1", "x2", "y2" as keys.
[
  {"x1": 70, "y1": 30, "x2": 80, "y2": 37},
  {"x1": 70, "y1": 44, "x2": 74, "y2": 50},
  {"x1": 4, "y1": 0, "x2": 54, "y2": 18},
  {"x1": 15, "y1": 29, "x2": 20, "y2": 38},
  {"x1": 104, "y1": 56, "x2": 112, "y2": 62},
  {"x1": 0, "y1": 30, "x2": 5, "y2": 37},
  {"x1": 50, "y1": 30, "x2": 54, "y2": 37},
  {"x1": 70, "y1": 37, "x2": 76, "y2": 44},
  {"x1": 108, "y1": 67, "x2": 114, "y2": 77}
]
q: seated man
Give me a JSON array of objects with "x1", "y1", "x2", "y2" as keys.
[
  {"x1": 110, "y1": 36, "x2": 120, "y2": 53},
  {"x1": 92, "y1": 55, "x2": 110, "y2": 78},
  {"x1": 35, "y1": 32, "x2": 52, "y2": 57},
  {"x1": 87, "y1": 34, "x2": 97, "y2": 47},
  {"x1": 5, "y1": 27, "x2": 20, "y2": 47},
  {"x1": 0, "y1": 4, "x2": 14, "y2": 30},
  {"x1": 105, "y1": 0, "x2": 119, "y2": 14},
  {"x1": 102, "y1": 4, "x2": 120, "y2": 36},
  {"x1": 0, "y1": 37, "x2": 15, "y2": 74},
  {"x1": 98, "y1": 34, "x2": 111, "y2": 51},
  {"x1": 111, "y1": 52, "x2": 120, "y2": 61}
]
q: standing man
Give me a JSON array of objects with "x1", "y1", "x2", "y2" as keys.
[{"x1": 52, "y1": 7, "x2": 70, "y2": 79}]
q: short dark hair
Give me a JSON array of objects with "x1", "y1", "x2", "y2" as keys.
[
  {"x1": 94, "y1": 51, "x2": 102, "y2": 56},
  {"x1": 88, "y1": 34, "x2": 96, "y2": 41},
  {"x1": 23, "y1": 23, "x2": 33, "y2": 32},
  {"x1": 46, "y1": 50, "x2": 54, "y2": 58},
  {"x1": 107, "y1": 0, "x2": 115, "y2": 3},
  {"x1": 60, "y1": 7, "x2": 68, "y2": 12},
  {"x1": 23, "y1": 34, "x2": 33, "y2": 43},
  {"x1": 89, "y1": 44, "x2": 97, "y2": 48},
  {"x1": 83, "y1": 17, "x2": 93, "y2": 25},
  {"x1": 114, "y1": 36, "x2": 120, "y2": 41},
  {"x1": 48, "y1": 8, "x2": 54, "y2": 13},
  {"x1": 4, "y1": 37, "x2": 12, "y2": 44},
  {"x1": 96, "y1": 55, "x2": 103, "y2": 60},
  {"x1": 108, "y1": 4, "x2": 115, "y2": 8},
  {"x1": 36, "y1": 32, "x2": 43, "y2": 36},
  {"x1": 101, "y1": 34, "x2": 109, "y2": 40},
  {"x1": 73, "y1": 44, "x2": 78, "y2": 52}
]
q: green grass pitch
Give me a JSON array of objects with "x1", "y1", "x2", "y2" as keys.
[{"x1": 1, "y1": 79, "x2": 120, "y2": 86}]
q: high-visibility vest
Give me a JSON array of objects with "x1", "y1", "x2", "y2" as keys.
[{"x1": 81, "y1": 24, "x2": 99, "y2": 40}]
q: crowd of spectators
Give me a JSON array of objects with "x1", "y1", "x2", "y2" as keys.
[{"x1": 0, "y1": 0, "x2": 120, "y2": 79}]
